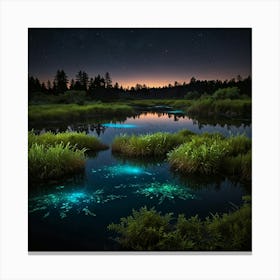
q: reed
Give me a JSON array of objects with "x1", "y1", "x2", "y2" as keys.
[
  {"x1": 28, "y1": 131, "x2": 108, "y2": 151},
  {"x1": 28, "y1": 143, "x2": 86, "y2": 182},
  {"x1": 112, "y1": 130, "x2": 195, "y2": 157}
]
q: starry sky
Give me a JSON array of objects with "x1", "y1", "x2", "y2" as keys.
[{"x1": 28, "y1": 28, "x2": 251, "y2": 88}]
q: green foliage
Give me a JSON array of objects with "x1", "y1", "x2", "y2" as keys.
[
  {"x1": 223, "y1": 151, "x2": 252, "y2": 181},
  {"x1": 187, "y1": 98, "x2": 251, "y2": 117},
  {"x1": 108, "y1": 197, "x2": 251, "y2": 251},
  {"x1": 28, "y1": 131, "x2": 108, "y2": 151},
  {"x1": 28, "y1": 143, "x2": 86, "y2": 182},
  {"x1": 227, "y1": 135, "x2": 251, "y2": 156},
  {"x1": 168, "y1": 133, "x2": 251, "y2": 178},
  {"x1": 213, "y1": 87, "x2": 240, "y2": 99},
  {"x1": 108, "y1": 207, "x2": 173, "y2": 250},
  {"x1": 168, "y1": 134, "x2": 229, "y2": 174},
  {"x1": 28, "y1": 103, "x2": 135, "y2": 122},
  {"x1": 112, "y1": 130, "x2": 195, "y2": 157},
  {"x1": 184, "y1": 91, "x2": 201, "y2": 100}
]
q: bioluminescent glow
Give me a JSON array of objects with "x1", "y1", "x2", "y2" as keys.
[
  {"x1": 29, "y1": 188, "x2": 126, "y2": 219},
  {"x1": 136, "y1": 182, "x2": 196, "y2": 204},
  {"x1": 66, "y1": 192, "x2": 86, "y2": 203},
  {"x1": 114, "y1": 181, "x2": 196, "y2": 204},
  {"x1": 167, "y1": 110, "x2": 184, "y2": 114},
  {"x1": 102, "y1": 123, "x2": 137, "y2": 128},
  {"x1": 93, "y1": 164, "x2": 153, "y2": 178}
]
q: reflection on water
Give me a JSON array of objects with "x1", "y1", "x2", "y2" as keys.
[
  {"x1": 29, "y1": 109, "x2": 251, "y2": 251},
  {"x1": 31, "y1": 111, "x2": 252, "y2": 139}
]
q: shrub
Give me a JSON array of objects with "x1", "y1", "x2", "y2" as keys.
[
  {"x1": 108, "y1": 207, "x2": 173, "y2": 250},
  {"x1": 108, "y1": 197, "x2": 251, "y2": 251},
  {"x1": 213, "y1": 87, "x2": 240, "y2": 99}
]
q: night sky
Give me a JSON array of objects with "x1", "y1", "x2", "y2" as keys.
[{"x1": 28, "y1": 28, "x2": 251, "y2": 88}]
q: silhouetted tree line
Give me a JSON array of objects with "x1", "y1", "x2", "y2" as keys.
[{"x1": 28, "y1": 70, "x2": 251, "y2": 101}]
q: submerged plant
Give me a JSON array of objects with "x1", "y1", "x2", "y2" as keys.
[
  {"x1": 134, "y1": 182, "x2": 196, "y2": 204},
  {"x1": 29, "y1": 188, "x2": 126, "y2": 219}
]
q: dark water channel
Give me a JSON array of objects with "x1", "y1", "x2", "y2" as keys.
[{"x1": 29, "y1": 110, "x2": 251, "y2": 251}]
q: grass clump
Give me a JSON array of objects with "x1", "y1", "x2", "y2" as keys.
[
  {"x1": 223, "y1": 151, "x2": 252, "y2": 181},
  {"x1": 168, "y1": 133, "x2": 251, "y2": 179},
  {"x1": 187, "y1": 98, "x2": 251, "y2": 117},
  {"x1": 28, "y1": 131, "x2": 108, "y2": 151},
  {"x1": 112, "y1": 130, "x2": 195, "y2": 158},
  {"x1": 29, "y1": 143, "x2": 86, "y2": 181},
  {"x1": 108, "y1": 197, "x2": 251, "y2": 251},
  {"x1": 168, "y1": 134, "x2": 229, "y2": 175}
]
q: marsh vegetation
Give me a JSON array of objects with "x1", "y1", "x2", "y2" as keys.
[{"x1": 28, "y1": 73, "x2": 252, "y2": 251}]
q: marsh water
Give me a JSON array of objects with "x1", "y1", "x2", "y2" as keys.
[{"x1": 29, "y1": 108, "x2": 251, "y2": 251}]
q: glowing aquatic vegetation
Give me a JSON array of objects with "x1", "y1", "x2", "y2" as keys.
[
  {"x1": 114, "y1": 181, "x2": 196, "y2": 205},
  {"x1": 82, "y1": 208, "x2": 96, "y2": 216},
  {"x1": 29, "y1": 188, "x2": 126, "y2": 219},
  {"x1": 167, "y1": 110, "x2": 184, "y2": 114},
  {"x1": 135, "y1": 182, "x2": 196, "y2": 204},
  {"x1": 102, "y1": 123, "x2": 137, "y2": 128},
  {"x1": 97, "y1": 164, "x2": 153, "y2": 178},
  {"x1": 43, "y1": 212, "x2": 50, "y2": 218},
  {"x1": 66, "y1": 192, "x2": 86, "y2": 203}
]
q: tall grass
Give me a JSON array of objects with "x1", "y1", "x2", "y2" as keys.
[
  {"x1": 108, "y1": 196, "x2": 251, "y2": 251},
  {"x1": 167, "y1": 133, "x2": 251, "y2": 178},
  {"x1": 29, "y1": 103, "x2": 135, "y2": 122},
  {"x1": 187, "y1": 98, "x2": 251, "y2": 117},
  {"x1": 112, "y1": 130, "x2": 195, "y2": 157},
  {"x1": 28, "y1": 131, "x2": 108, "y2": 151},
  {"x1": 168, "y1": 134, "x2": 229, "y2": 174},
  {"x1": 29, "y1": 143, "x2": 86, "y2": 181}
]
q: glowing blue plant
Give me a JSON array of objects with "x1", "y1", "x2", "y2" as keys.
[
  {"x1": 94, "y1": 164, "x2": 153, "y2": 178},
  {"x1": 167, "y1": 110, "x2": 184, "y2": 114},
  {"x1": 135, "y1": 182, "x2": 196, "y2": 204},
  {"x1": 29, "y1": 188, "x2": 126, "y2": 219},
  {"x1": 66, "y1": 192, "x2": 86, "y2": 203},
  {"x1": 102, "y1": 123, "x2": 137, "y2": 128}
]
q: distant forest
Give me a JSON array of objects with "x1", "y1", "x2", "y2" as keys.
[{"x1": 28, "y1": 70, "x2": 252, "y2": 101}]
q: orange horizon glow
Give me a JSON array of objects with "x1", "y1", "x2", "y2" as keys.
[{"x1": 39, "y1": 73, "x2": 249, "y2": 89}]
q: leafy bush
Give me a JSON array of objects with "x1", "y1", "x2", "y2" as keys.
[
  {"x1": 184, "y1": 91, "x2": 201, "y2": 100},
  {"x1": 108, "y1": 197, "x2": 251, "y2": 251},
  {"x1": 108, "y1": 207, "x2": 173, "y2": 250},
  {"x1": 213, "y1": 87, "x2": 240, "y2": 99},
  {"x1": 187, "y1": 98, "x2": 251, "y2": 117},
  {"x1": 28, "y1": 143, "x2": 86, "y2": 182},
  {"x1": 28, "y1": 131, "x2": 108, "y2": 151}
]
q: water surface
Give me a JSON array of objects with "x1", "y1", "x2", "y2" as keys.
[{"x1": 29, "y1": 110, "x2": 251, "y2": 251}]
